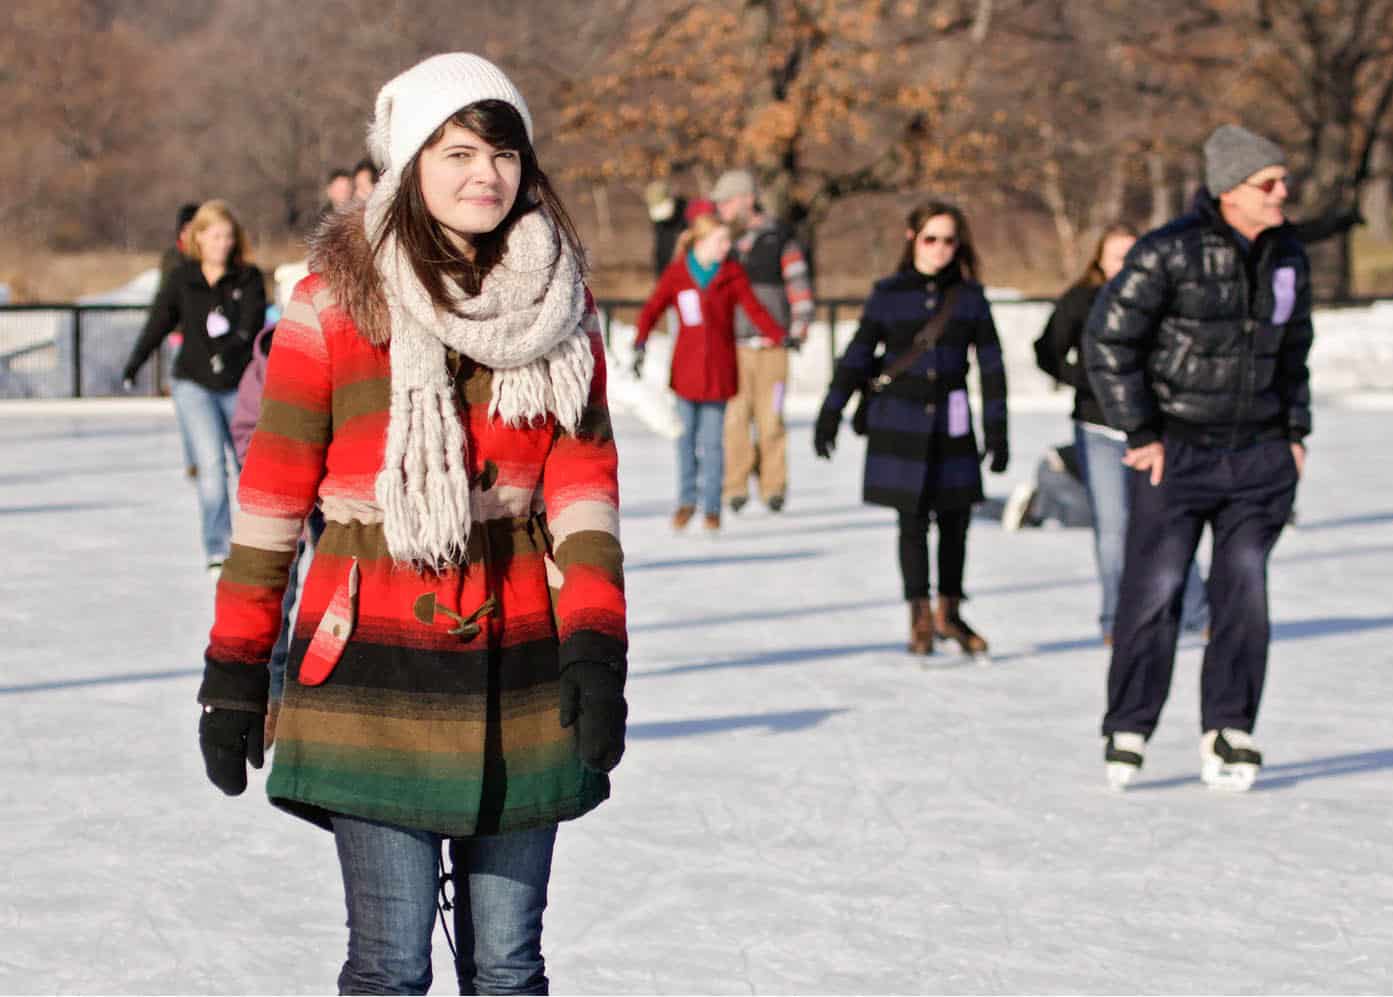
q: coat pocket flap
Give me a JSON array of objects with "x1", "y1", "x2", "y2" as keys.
[{"x1": 298, "y1": 559, "x2": 359, "y2": 687}]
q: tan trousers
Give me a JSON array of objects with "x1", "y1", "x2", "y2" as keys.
[{"x1": 723, "y1": 345, "x2": 789, "y2": 501}]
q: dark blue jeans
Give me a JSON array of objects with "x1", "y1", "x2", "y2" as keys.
[
  {"x1": 332, "y1": 815, "x2": 557, "y2": 995},
  {"x1": 1102, "y1": 436, "x2": 1297, "y2": 738}
]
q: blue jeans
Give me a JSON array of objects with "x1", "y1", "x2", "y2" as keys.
[
  {"x1": 268, "y1": 508, "x2": 325, "y2": 706},
  {"x1": 675, "y1": 398, "x2": 726, "y2": 516},
  {"x1": 332, "y1": 815, "x2": 556, "y2": 995},
  {"x1": 1075, "y1": 423, "x2": 1209, "y2": 638},
  {"x1": 170, "y1": 378, "x2": 240, "y2": 560}
]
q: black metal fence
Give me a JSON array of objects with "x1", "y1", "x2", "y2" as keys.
[
  {"x1": 11, "y1": 292, "x2": 1379, "y2": 401},
  {"x1": 0, "y1": 298, "x2": 882, "y2": 400}
]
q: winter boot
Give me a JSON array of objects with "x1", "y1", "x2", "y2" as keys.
[
  {"x1": 703, "y1": 512, "x2": 721, "y2": 533},
  {"x1": 672, "y1": 505, "x2": 696, "y2": 531},
  {"x1": 934, "y1": 595, "x2": 989, "y2": 658},
  {"x1": 1201, "y1": 729, "x2": 1262, "y2": 792},
  {"x1": 907, "y1": 598, "x2": 935, "y2": 655},
  {"x1": 1105, "y1": 732, "x2": 1146, "y2": 790}
]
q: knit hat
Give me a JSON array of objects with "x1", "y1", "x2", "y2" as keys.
[
  {"x1": 710, "y1": 169, "x2": 755, "y2": 203},
  {"x1": 366, "y1": 53, "x2": 532, "y2": 185},
  {"x1": 684, "y1": 198, "x2": 716, "y2": 223},
  {"x1": 1204, "y1": 124, "x2": 1286, "y2": 195}
]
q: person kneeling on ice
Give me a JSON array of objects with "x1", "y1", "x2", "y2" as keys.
[
  {"x1": 813, "y1": 200, "x2": 1009, "y2": 660},
  {"x1": 632, "y1": 203, "x2": 788, "y2": 534},
  {"x1": 1085, "y1": 124, "x2": 1311, "y2": 792}
]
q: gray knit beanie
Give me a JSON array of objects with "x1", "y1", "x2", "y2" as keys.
[
  {"x1": 710, "y1": 169, "x2": 755, "y2": 203},
  {"x1": 1204, "y1": 124, "x2": 1286, "y2": 195}
]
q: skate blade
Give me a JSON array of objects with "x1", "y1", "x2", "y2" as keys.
[
  {"x1": 1106, "y1": 762, "x2": 1139, "y2": 791},
  {"x1": 1201, "y1": 759, "x2": 1258, "y2": 792}
]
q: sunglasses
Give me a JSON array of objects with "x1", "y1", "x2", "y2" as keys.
[
  {"x1": 1244, "y1": 176, "x2": 1288, "y2": 194},
  {"x1": 919, "y1": 234, "x2": 958, "y2": 247}
]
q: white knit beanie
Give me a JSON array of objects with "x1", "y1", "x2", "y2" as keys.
[{"x1": 366, "y1": 53, "x2": 533, "y2": 186}]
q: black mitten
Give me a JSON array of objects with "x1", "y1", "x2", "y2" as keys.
[
  {"x1": 558, "y1": 661, "x2": 627, "y2": 773},
  {"x1": 199, "y1": 706, "x2": 265, "y2": 796},
  {"x1": 983, "y1": 438, "x2": 1009, "y2": 474},
  {"x1": 813, "y1": 408, "x2": 841, "y2": 459}
]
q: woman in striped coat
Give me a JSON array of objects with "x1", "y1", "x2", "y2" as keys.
[
  {"x1": 196, "y1": 54, "x2": 627, "y2": 994},
  {"x1": 814, "y1": 201, "x2": 1009, "y2": 658}
]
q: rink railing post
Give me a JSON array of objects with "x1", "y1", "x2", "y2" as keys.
[{"x1": 71, "y1": 308, "x2": 83, "y2": 399}]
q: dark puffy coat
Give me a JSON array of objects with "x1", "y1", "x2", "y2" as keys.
[
  {"x1": 1083, "y1": 193, "x2": 1313, "y2": 449},
  {"x1": 820, "y1": 268, "x2": 1007, "y2": 513},
  {"x1": 1034, "y1": 282, "x2": 1109, "y2": 427},
  {"x1": 123, "y1": 259, "x2": 266, "y2": 391}
]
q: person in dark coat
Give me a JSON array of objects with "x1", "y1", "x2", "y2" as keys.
[
  {"x1": 123, "y1": 199, "x2": 266, "y2": 570},
  {"x1": 633, "y1": 208, "x2": 787, "y2": 532},
  {"x1": 1033, "y1": 223, "x2": 1208, "y2": 643},
  {"x1": 1084, "y1": 124, "x2": 1312, "y2": 792},
  {"x1": 158, "y1": 201, "x2": 202, "y2": 479},
  {"x1": 814, "y1": 200, "x2": 1009, "y2": 657}
]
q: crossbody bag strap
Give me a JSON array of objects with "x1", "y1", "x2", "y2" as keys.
[{"x1": 870, "y1": 284, "x2": 961, "y2": 391}]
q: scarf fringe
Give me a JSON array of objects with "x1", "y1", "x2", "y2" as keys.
[{"x1": 376, "y1": 385, "x2": 475, "y2": 571}]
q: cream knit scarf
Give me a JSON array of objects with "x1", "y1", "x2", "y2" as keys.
[{"x1": 369, "y1": 206, "x2": 592, "y2": 570}]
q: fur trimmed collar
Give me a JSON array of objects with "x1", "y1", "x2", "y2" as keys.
[{"x1": 306, "y1": 206, "x2": 392, "y2": 345}]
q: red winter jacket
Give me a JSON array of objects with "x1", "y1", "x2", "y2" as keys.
[{"x1": 634, "y1": 256, "x2": 786, "y2": 402}]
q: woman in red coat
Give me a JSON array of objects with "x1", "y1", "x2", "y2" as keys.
[{"x1": 633, "y1": 209, "x2": 787, "y2": 532}]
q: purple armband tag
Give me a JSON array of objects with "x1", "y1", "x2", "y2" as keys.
[{"x1": 1271, "y1": 267, "x2": 1296, "y2": 325}]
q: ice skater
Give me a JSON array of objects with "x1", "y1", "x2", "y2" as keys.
[
  {"x1": 813, "y1": 200, "x2": 1009, "y2": 659},
  {"x1": 1032, "y1": 223, "x2": 1210, "y2": 643},
  {"x1": 1085, "y1": 124, "x2": 1311, "y2": 792},
  {"x1": 196, "y1": 53, "x2": 629, "y2": 993},
  {"x1": 632, "y1": 205, "x2": 788, "y2": 534},
  {"x1": 122, "y1": 200, "x2": 266, "y2": 572}
]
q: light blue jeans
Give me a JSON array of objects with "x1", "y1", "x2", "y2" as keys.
[
  {"x1": 332, "y1": 815, "x2": 557, "y2": 995},
  {"x1": 1075, "y1": 422, "x2": 1209, "y2": 638},
  {"x1": 170, "y1": 378, "x2": 240, "y2": 560},
  {"x1": 675, "y1": 398, "x2": 727, "y2": 516}
]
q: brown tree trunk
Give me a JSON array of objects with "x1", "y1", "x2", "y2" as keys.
[
  {"x1": 1042, "y1": 158, "x2": 1079, "y2": 277},
  {"x1": 1362, "y1": 135, "x2": 1392, "y2": 242}
]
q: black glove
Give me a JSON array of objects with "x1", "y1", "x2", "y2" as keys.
[
  {"x1": 199, "y1": 706, "x2": 265, "y2": 796},
  {"x1": 630, "y1": 348, "x2": 645, "y2": 379},
  {"x1": 784, "y1": 336, "x2": 802, "y2": 353},
  {"x1": 982, "y1": 439, "x2": 1009, "y2": 474},
  {"x1": 813, "y1": 408, "x2": 840, "y2": 459},
  {"x1": 559, "y1": 660, "x2": 627, "y2": 773}
]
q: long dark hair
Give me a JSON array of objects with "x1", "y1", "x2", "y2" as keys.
[
  {"x1": 1078, "y1": 221, "x2": 1139, "y2": 287},
  {"x1": 896, "y1": 200, "x2": 980, "y2": 282},
  {"x1": 376, "y1": 99, "x2": 585, "y2": 310}
]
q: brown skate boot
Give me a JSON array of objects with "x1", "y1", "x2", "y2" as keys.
[
  {"x1": 907, "y1": 598, "x2": 935, "y2": 655},
  {"x1": 672, "y1": 505, "x2": 696, "y2": 530},
  {"x1": 935, "y1": 595, "x2": 989, "y2": 659}
]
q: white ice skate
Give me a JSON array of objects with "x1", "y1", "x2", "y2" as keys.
[
  {"x1": 1104, "y1": 732, "x2": 1145, "y2": 791},
  {"x1": 1001, "y1": 482, "x2": 1038, "y2": 532},
  {"x1": 1201, "y1": 729, "x2": 1262, "y2": 792}
]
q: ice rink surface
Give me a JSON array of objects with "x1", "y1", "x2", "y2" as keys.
[{"x1": 2, "y1": 397, "x2": 1391, "y2": 994}]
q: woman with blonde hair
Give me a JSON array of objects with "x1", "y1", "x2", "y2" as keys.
[
  {"x1": 123, "y1": 199, "x2": 265, "y2": 571},
  {"x1": 1034, "y1": 222, "x2": 1208, "y2": 642},
  {"x1": 633, "y1": 203, "x2": 787, "y2": 532},
  {"x1": 195, "y1": 54, "x2": 628, "y2": 992}
]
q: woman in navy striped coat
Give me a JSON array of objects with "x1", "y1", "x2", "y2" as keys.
[{"x1": 815, "y1": 201, "x2": 1009, "y2": 656}]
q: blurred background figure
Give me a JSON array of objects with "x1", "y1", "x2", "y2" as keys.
[
  {"x1": 122, "y1": 200, "x2": 266, "y2": 571},
  {"x1": 1032, "y1": 222, "x2": 1208, "y2": 643},
  {"x1": 814, "y1": 200, "x2": 1008, "y2": 660},
  {"x1": 712, "y1": 168, "x2": 814, "y2": 515},
  {"x1": 351, "y1": 157, "x2": 378, "y2": 201},
  {"x1": 645, "y1": 178, "x2": 687, "y2": 278},
  {"x1": 634, "y1": 206, "x2": 787, "y2": 533}
]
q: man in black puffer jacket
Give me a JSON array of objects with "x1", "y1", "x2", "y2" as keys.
[{"x1": 1084, "y1": 124, "x2": 1312, "y2": 793}]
